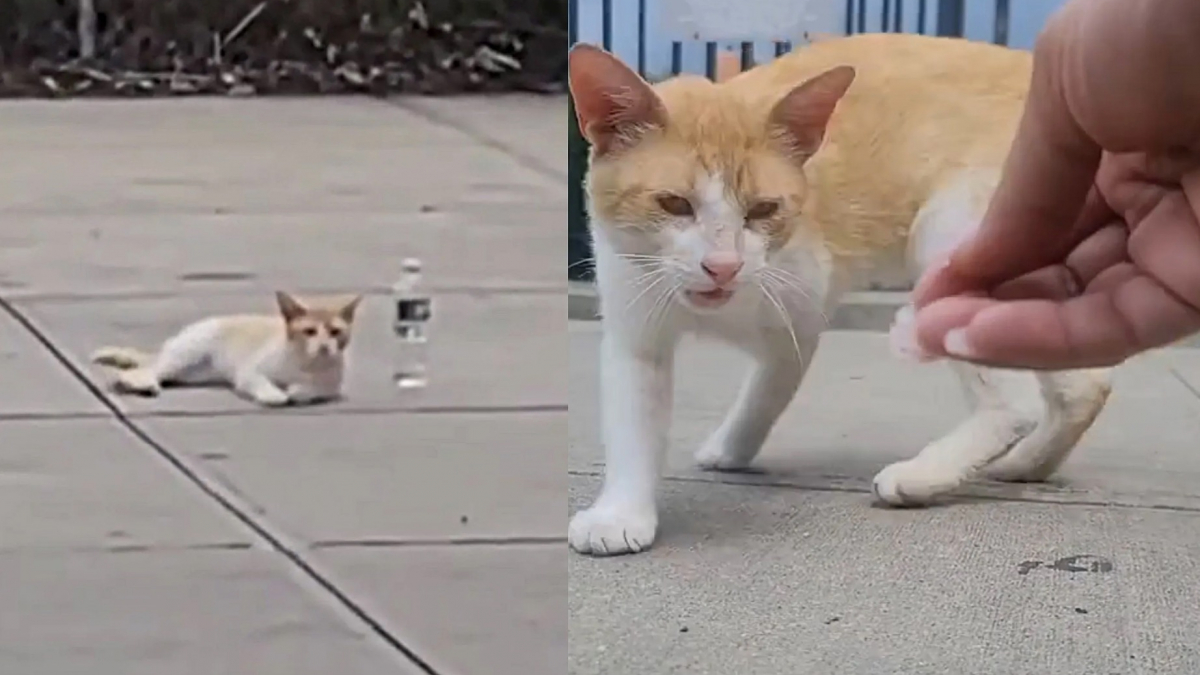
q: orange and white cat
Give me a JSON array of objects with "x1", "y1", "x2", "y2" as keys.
[
  {"x1": 91, "y1": 292, "x2": 362, "y2": 407},
  {"x1": 568, "y1": 33, "x2": 1112, "y2": 556}
]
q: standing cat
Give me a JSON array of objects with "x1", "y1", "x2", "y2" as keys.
[
  {"x1": 92, "y1": 292, "x2": 362, "y2": 407},
  {"x1": 568, "y1": 33, "x2": 1112, "y2": 556}
]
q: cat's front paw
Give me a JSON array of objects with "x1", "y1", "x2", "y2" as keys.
[
  {"x1": 253, "y1": 388, "x2": 291, "y2": 407},
  {"x1": 872, "y1": 458, "x2": 964, "y2": 507},
  {"x1": 569, "y1": 503, "x2": 657, "y2": 556}
]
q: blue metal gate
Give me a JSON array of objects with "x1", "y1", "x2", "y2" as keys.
[{"x1": 567, "y1": 0, "x2": 1036, "y2": 280}]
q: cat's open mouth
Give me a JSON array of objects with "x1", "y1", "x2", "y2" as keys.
[{"x1": 684, "y1": 288, "x2": 735, "y2": 308}]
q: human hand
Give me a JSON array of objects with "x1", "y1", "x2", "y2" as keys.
[{"x1": 911, "y1": 0, "x2": 1200, "y2": 370}]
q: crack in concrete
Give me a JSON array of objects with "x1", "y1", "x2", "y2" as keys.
[
  {"x1": 568, "y1": 468, "x2": 1200, "y2": 515},
  {"x1": 312, "y1": 535, "x2": 565, "y2": 549}
]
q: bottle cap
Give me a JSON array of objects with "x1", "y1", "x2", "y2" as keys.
[{"x1": 401, "y1": 257, "x2": 422, "y2": 273}]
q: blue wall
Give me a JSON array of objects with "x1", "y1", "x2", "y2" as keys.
[{"x1": 573, "y1": 0, "x2": 1067, "y2": 80}]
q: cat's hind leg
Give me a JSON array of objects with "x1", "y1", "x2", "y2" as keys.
[
  {"x1": 109, "y1": 322, "x2": 215, "y2": 396},
  {"x1": 981, "y1": 368, "x2": 1111, "y2": 482},
  {"x1": 694, "y1": 328, "x2": 818, "y2": 471},
  {"x1": 872, "y1": 362, "x2": 1041, "y2": 505}
]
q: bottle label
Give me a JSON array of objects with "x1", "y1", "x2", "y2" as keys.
[{"x1": 396, "y1": 298, "x2": 431, "y2": 323}]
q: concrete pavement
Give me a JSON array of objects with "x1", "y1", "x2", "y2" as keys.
[
  {"x1": 0, "y1": 94, "x2": 565, "y2": 675},
  {"x1": 569, "y1": 320, "x2": 1200, "y2": 674}
]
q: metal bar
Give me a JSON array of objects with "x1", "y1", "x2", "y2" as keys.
[
  {"x1": 844, "y1": 0, "x2": 854, "y2": 35},
  {"x1": 894, "y1": 0, "x2": 904, "y2": 32},
  {"x1": 917, "y1": 0, "x2": 927, "y2": 34},
  {"x1": 935, "y1": 0, "x2": 964, "y2": 37},
  {"x1": 671, "y1": 41, "x2": 683, "y2": 75},
  {"x1": 567, "y1": 0, "x2": 590, "y2": 281},
  {"x1": 856, "y1": 0, "x2": 866, "y2": 33},
  {"x1": 636, "y1": 0, "x2": 647, "y2": 74},
  {"x1": 776, "y1": 41, "x2": 792, "y2": 55},
  {"x1": 740, "y1": 42, "x2": 754, "y2": 71},
  {"x1": 993, "y1": 0, "x2": 1011, "y2": 45},
  {"x1": 882, "y1": 0, "x2": 891, "y2": 32},
  {"x1": 704, "y1": 41, "x2": 718, "y2": 80},
  {"x1": 601, "y1": 0, "x2": 613, "y2": 49}
]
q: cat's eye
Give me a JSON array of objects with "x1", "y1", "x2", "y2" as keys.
[
  {"x1": 655, "y1": 194, "x2": 694, "y2": 217},
  {"x1": 302, "y1": 326, "x2": 318, "y2": 337},
  {"x1": 328, "y1": 327, "x2": 343, "y2": 338},
  {"x1": 746, "y1": 200, "x2": 780, "y2": 220}
]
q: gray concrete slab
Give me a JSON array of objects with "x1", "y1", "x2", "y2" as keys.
[
  {"x1": 393, "y1": 94, "x2": 568, "y2": 178},
  {"x1": 141, "y1": 411, "x2": 564, "y2": 543},
  {"x1": 0, "y1": 98, "x2": 559, "y2": 219},
  {"x1": 21, "y1": 291, "x2": 566, "y2": 414},
  {"x1": 0, "y1": 209, "x2": 563, "y2": 301},
  {"x1": 0, "y1": 309, "x2": 103, "y2": 416},
  {"x1": 569, "y1": 322, "x2": 1200, "y2": 510},
  {"x1": 568, "y1": 475, "x2": 1200, "y2": 675},
  {"x1": 0, "y1": 418, "x2": 248, "y2": 551},
  {"x1": 0, "y1": 548, "x2": 422, "y2": 675},
  {"x1": 319, "y1": 544, "x2": 565, "y2": 675}
]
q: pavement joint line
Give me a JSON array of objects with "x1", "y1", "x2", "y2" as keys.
[
  {"x1": 0, "y1": 295, "x2": 448, "y2": 675},
  {"x1": 0, "y1": 541, "x2": 255, "y2": 558},
  {"x1": 569, "y1": 468, "x2": 1200, "y2": 516},
  {"x1": 1169, "y1": 368, "x2": 1200, "y2": 402},
  {"x1": 381, "y1": 97, "x2": 565, "y2": 182},
  {"x1": 120, "y1": 404, "x2": 568, "y2": 420},
  {"x1": 11, "y1": 284, "x2": 565, "y2": 305},
  {"x1": 0, "y1": 404, "x2": 567, "y2": 422},
  {"x1": 311, "y1": 535, "x2": 565, "y2": 549}
]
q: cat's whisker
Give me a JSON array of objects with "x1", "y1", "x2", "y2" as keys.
[
  {"x1": 758, "y1": 280, "x2": 806, "y2": 369},
  {"x1": 760, "y1": 269, "x2": 829, "y2": 327},
  {"x1": 623, "y1": 271, "x2": 669, "y2": 314},
  {"x1": 645, "y1": 281, "x2": 680, "y2": 346}
]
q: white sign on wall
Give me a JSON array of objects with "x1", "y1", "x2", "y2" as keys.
[{"x1": 658, "y1": 0, "x2": 844, "y2": 42}]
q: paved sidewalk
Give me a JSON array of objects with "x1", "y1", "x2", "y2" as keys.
[
  {"x1": 569, "y1": 321, "x2": 1200, "y2": 674},
  {"x1": 0, "y1": 94, "x2": 566, "y2": 675}
]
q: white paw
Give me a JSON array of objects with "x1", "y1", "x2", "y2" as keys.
[
  {"x1": 113, "y1": 369, "x2": 161, "y2": 397},
  {"x1": 694, "y1": 432, "x2": 753, "y2": 472},
  {"x1": 888, "y1": 305, "x2": 938, "y2": 363},
  {"x1": 871, "y1": 458, "x2": 964, "y2": 507},
  {"x1": 254, "y1": 389, "x2": 291, "y2": 407},
  {"x1": 568, "y1": 504, "x2": 657, "y2": 556}
]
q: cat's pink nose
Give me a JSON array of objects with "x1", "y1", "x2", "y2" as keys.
[{"x1": 700, "y1": 253, "x2": 743, "y2": 286}]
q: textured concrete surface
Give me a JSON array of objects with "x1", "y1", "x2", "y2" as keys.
[
  {"x1": 569, "y1": 320, "x2": 1200, "y2": 673},
  {"x1": 0, "y1": 96, "x2": 565, "y2": 675}
]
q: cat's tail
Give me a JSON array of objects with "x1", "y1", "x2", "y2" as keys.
[{"x1": 91, "y1": 346, "x2": 154, "y2": 370}]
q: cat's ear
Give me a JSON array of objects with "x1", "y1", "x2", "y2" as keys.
[
  {"x1": 338, "y1": 295, "x2": 363, "y2": 323},
  {"x1": 568, "y1": 43, "x2": 666, "y2": 155},
  {"x1": 768, "y1": 65, "x2": 855, "y2": 161},
  {"x1": 275, "y1": 291, "x2": 308, "y2": 322}
]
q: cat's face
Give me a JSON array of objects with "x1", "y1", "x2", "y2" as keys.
[
  {"x1": 570, "y1": 45, "x2": 853, "y2": 312},
  {"x1": 275, "y1": 292, "x2": 362, "y2": 364}
]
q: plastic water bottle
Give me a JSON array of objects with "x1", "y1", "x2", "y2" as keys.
[{"x1": 392, "y1": 258, "x2": 431, "y2": 390}]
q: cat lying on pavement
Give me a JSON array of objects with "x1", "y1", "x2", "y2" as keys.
[{"x1": 92, "y1": 291, "x2": 362, "y2": 407}]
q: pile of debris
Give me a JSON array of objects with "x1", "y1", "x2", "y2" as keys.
[{"x1": 0, "y1": 0, "x2": 566, "y2": 97}]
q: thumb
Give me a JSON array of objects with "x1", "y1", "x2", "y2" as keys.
[{"x1": 913, "y1": 18, "x2": 1103, "y2": 308}]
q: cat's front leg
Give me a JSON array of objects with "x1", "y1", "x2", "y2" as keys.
[
  {"x1": 695, "y1": 328, "x2": 818, "y2": 471},
  {"x1": 234, "y1": 371, "x2": 291, "y2": 407},
  {"x1": 284, "y1": 382, "x2": 340, "y2": 406},
  {"x1": 569, "y1": 334, "x2": 674, "y2": 557}
]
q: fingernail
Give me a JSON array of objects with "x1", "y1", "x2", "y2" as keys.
[{"x1": 943, "y1": 329, "x2": 976, "y2": 359}]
